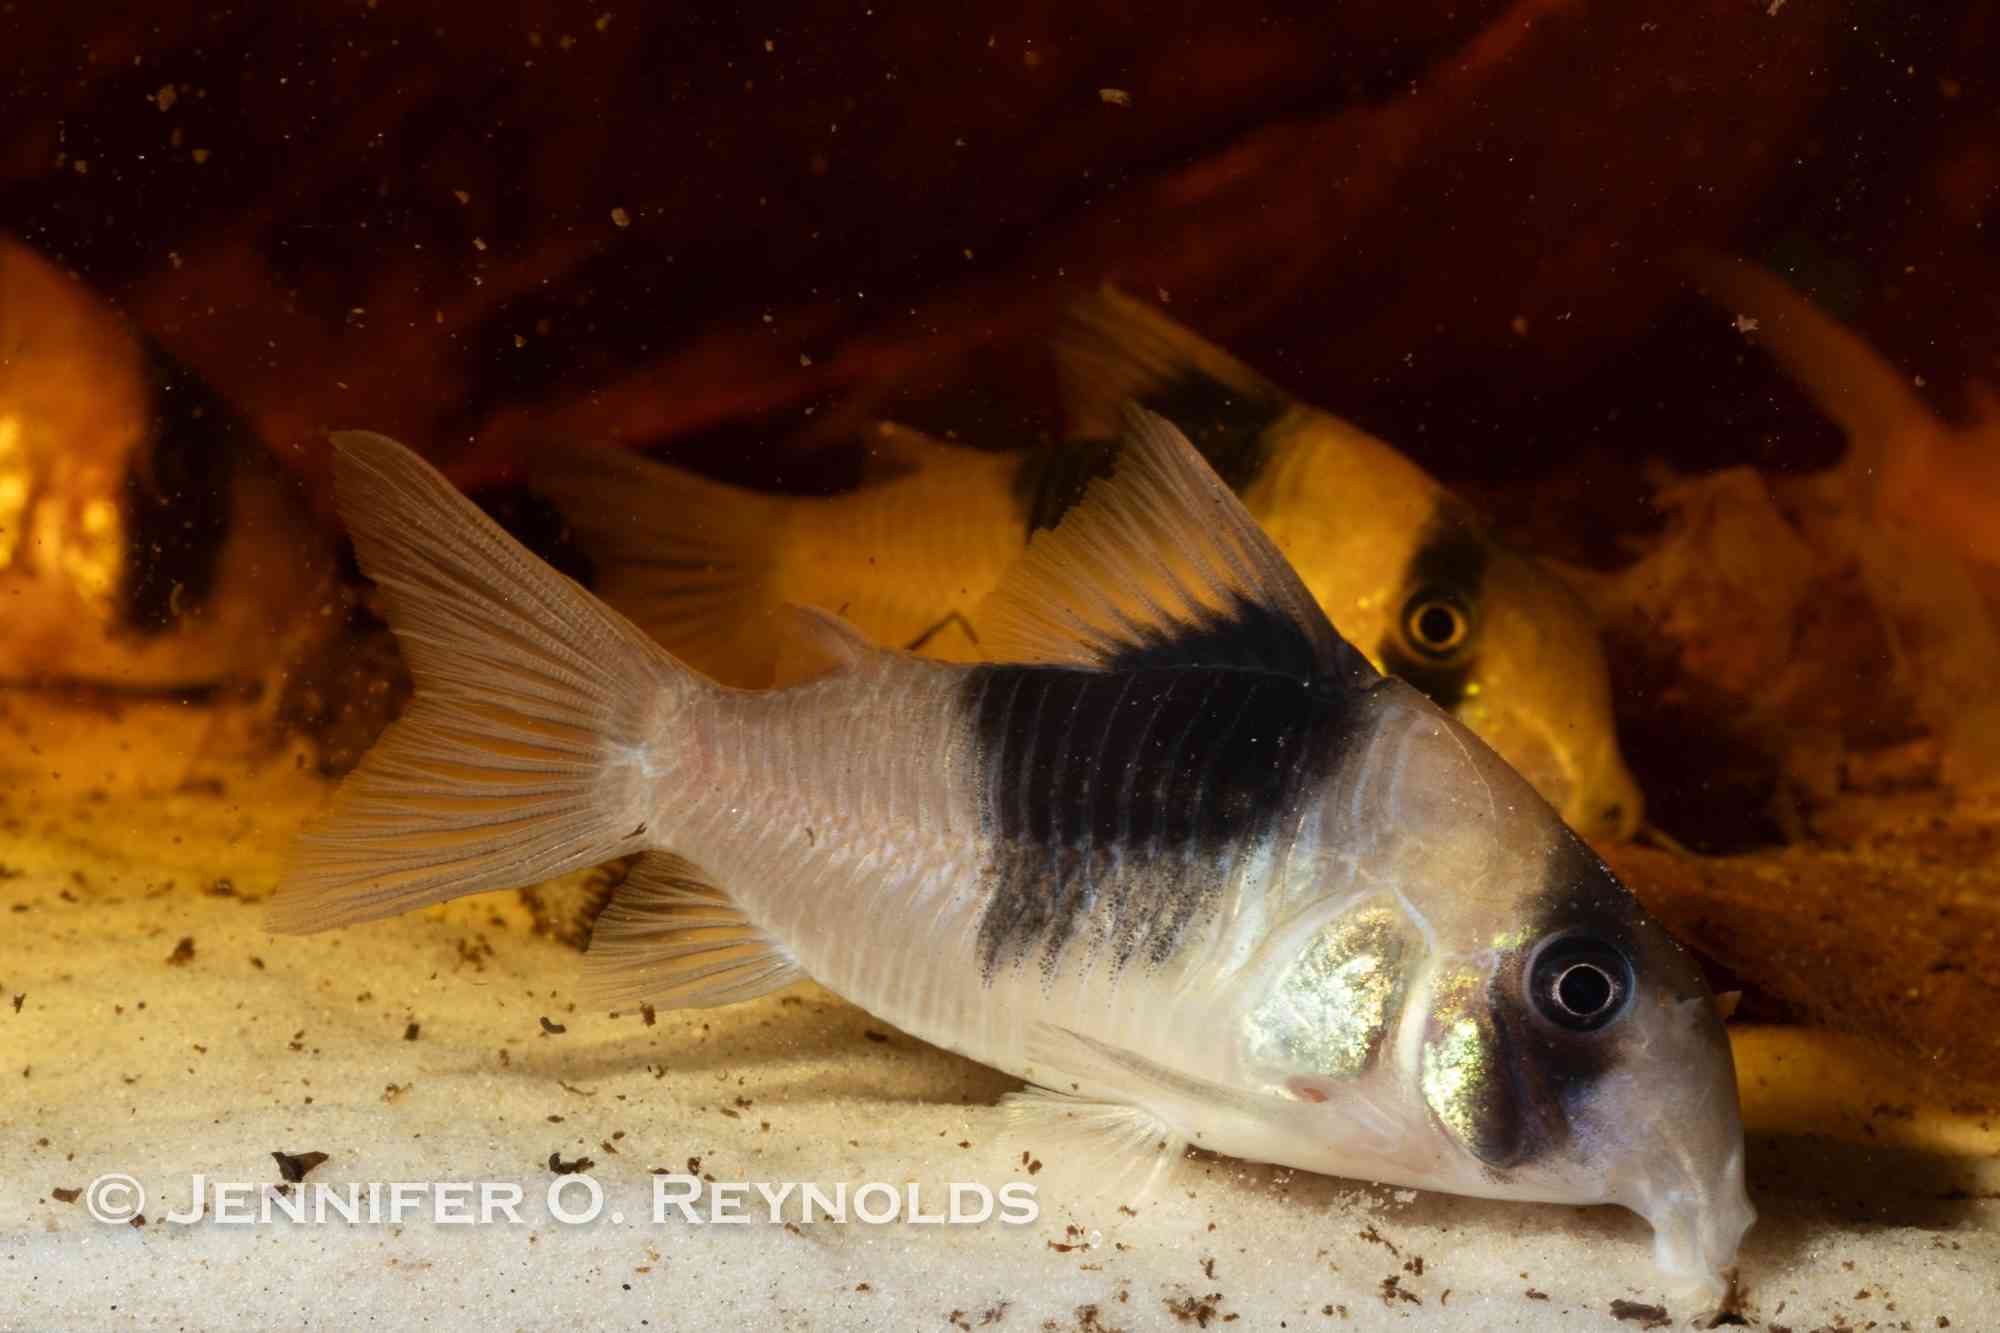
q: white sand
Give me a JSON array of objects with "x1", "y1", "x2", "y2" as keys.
[{"x1": 2, "y1": 703, "x2": 1995, "y2": 1330}]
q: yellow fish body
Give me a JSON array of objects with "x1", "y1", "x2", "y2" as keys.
[{"x1": 533, "y1": 290, "x2": 1641, "y2": 842}]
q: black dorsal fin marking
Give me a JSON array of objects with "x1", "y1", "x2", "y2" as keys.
[
  {"x1": 1043, "y1": 286, "x2": 1290, "y2": 522},
  {"x1": 1020, "y1": 285, "x2": 1288, "y2": 538},
  {"x1": 1009, "y1": 434, "x2": 1122, "y2": 537},
  {"x1": 977, "y1": 407, "x2": 1379, "y2": 690},
  {"x1": 1055, "y1": 286, "x2": 1289, "y2": 448}
]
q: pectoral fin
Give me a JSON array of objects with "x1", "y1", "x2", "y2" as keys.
[{"x1": 1002, "y1": 1023, "x2": 1201, "y2": 1201}]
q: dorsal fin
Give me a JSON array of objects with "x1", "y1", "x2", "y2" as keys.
[
  {"x1": 977, "y1": 407, "x2": 1379, "y2": 687},
  {"x1": 1054, "y1": 285, "x2": 1291, "y2": 495}
]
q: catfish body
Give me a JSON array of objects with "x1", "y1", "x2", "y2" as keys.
[
  {"x1": 274, "y1": 411, "x2": 1750, "y2": 1301},
  {"x1": 531, "y1": 288, "x2": 1642, "y2": 843}
]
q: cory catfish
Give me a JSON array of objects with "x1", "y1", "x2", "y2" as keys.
[{"x1": 272, "y1": 410, "x2": 1751, "y2": 1299}]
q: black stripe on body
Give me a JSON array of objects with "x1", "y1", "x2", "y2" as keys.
[
  {"x1": 1376, "y1": 504, "x2": 1491, "y2": 712},
  {"x1": 964, "y1": 661, "x2": 1361, "y2": 980},
  {"x1": 120, "y1": 341, "x2": 244, "y2": 634},
  {"x1": 1012, "y1": 368, "x2": 1287, "y2": 536}
]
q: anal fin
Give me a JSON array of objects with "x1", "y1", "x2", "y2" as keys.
[{"x1": 582, "y1": 851, "x2": 802, "y2": 1009}]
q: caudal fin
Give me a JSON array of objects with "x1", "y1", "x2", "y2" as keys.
[
  {"x1": 1677, "y1": 250, "x2": 1932, "y2": 476},
  {"x1": 529, "y1": 445, "x2": 792, "y2": 686},
  {"x1": 268, "y1": 431, "x2": 698, "y2": 934}
]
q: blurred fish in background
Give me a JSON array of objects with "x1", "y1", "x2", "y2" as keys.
[
  {"x1": 533, "y1": 289, "x2": 1643, "y2": 842},
  {"x1": 0, "y1": 235, "x2": 405, "y2": 781},
  {"x1": 0, "y1": 236, "x2": 334, "y2": 699}
]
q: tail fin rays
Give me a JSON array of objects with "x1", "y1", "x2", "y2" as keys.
[{"x1": 268, "y1": 431, "x2": 697, "y2": 934}]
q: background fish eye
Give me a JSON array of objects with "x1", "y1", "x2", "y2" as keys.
[
  {"x1": 1399, "y1": 590, "x2": 1473, "y2": 660},
  {"x1": 1525, "y1": 934, "x2": 1634, "y2": 1032}
]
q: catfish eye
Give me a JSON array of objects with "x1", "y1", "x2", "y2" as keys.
[
  {"x1": 1528, "y1": 935, "x2": 1633, "y2": 1032},
  {"x1": 1400, "y1": 591, "x2": 1471, "y2": 660}
]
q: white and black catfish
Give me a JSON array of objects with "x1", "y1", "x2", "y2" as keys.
[{"x1": 270, "y1": 409, "x2": 1753, "y2": 1298}]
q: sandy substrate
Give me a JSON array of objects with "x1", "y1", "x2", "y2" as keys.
[{"x1": 2, "y1": 701, "x2": 1996, "y2": 1331}]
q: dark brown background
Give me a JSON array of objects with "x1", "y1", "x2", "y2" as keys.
[{"x1": 4, "y1": 0, "x2": 1994, "y2": 551}]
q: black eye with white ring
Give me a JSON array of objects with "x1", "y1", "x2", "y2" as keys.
[
  {"x1": 1400, "y1": 589, "x2": 1472, "y2": 661},
  {"x1": 1528, "y1": 935, "x2": 1634, "y2": 1032}
]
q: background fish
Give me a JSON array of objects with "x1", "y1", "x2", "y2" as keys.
[
  {"x1": 272, "y1": 410, "x2": 1751, "y2": 1300},
  {"x1": 531, "y1": 289, "x2": 1641, "y2": 843},
  {"x1": 0, "y1": 236, "x2": 335, "y2": 695}
]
